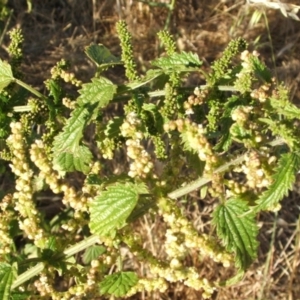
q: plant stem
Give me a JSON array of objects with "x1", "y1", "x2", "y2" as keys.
[
  {"x1": 164, "y1": 0, "x2": 176, "y2": 30},
  {"x1": 13, "y1": 105, "x2": 32, "y2": 112},
  {"x1": 112, "y1": 84, "x2": 238, "y2": 104},
  {"x1": 168, "y1": 138, "x2": 285, "y2": 199},
  {"x1": 15, "y1": 79, "x2": 46, "y2": 100},
  {"x1": 11, "y1": 262, "x2": 44, "y2": 290},
  {"x1": 11, "y1": 235, "x2": 101, "y2": 290}
]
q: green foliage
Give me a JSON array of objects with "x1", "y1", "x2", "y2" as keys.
[
  {"x1": 82, "y1": 245, "x2": 106, "y2": 265},
  {"x1": 0, "y1": 263, "x2": 17, "y2": 300},
  {"x1": 85, "y1": 43, "x2": 122, "y2": 70},
  {"x1": 255, "y1": 152, "x2": 300, "y2": 211},
  {"x1": 213, "y1": 199, "x2": 259, "y2": 270},
  {"x1": 116, "y1": 20, "x2": 139, "y2": 81},
  {"x1": 157, "y1": 30, "x2": 177, "y2": 55},
  {"x1": 89, "y1": 182, "x2": 148, "y2": 237},
  {"x1": 0, "y1": 59, "x2": 13, "y2": 90},
  {"x1": 0, "y1": 19, "x2": 300, "y2": 300},
  {"x1": 77, "y1": 77, "x2": 117, "y2": 107},
  {"x1": 52, "y1": 105, "x2": 94, "y2": 173},
  {"x1": 52, "y1": 77, "x2": 117, "y2": 172},
  {"x1": 250, "y1": 55, "x2": 272, "y2": 82},
  {"x1": 152, "y1": 51, "x2": 202, "y2": 71},
  {"x1": 100, "y1": 271, "x2": 138, "y2": 297},
  {"x1": 209, "y1": 37, "x2": 247, "y2": 85},
  {"x1": 8, "y1": 28, "x2": 24, "y2": 78}
]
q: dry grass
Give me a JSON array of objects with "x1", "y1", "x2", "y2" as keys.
[{"x1": 1, "y1": 0, "x2": 300, "y2": 299}]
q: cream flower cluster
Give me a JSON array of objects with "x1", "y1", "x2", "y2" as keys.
[
  {"x1": 161, "y1": 202, "x2": 231, "y2": 267},
  {"x1": 126, "y1": 139, "x2": 154, "y2": 178},
  {"x1": 234, "y1": 50, "x2": 260, "y2": 93},
  {"x1": 164, "y1": 119, "x2": 219, "y2": 175},
  {"x1": 34, "y1": 273, "x2": 55, "y2": 297},
  {"x1": 242, "y1": 150, "x2": 274, "y2": 189},
  {"x1": 30, "y1": 140, "x2": 90, "y2": 212},
  {"x1": 126, "y1": 278, "x2": 168, "y2": 297},
  {"x1": 183, "y1": 89, "x2": 206, "y2": 115},
  {"x1": 120, "y1": 112, "x2": 154, "y2": 178},
  {"x1": 0, "y1": 194, "x2": 15, "y2": 255},
  {"x1": 50, "y1": 63, "x2": 82, "y2": 87},
  {"x1": 7, "y1": 122, "x2": 47, "y2": 247},
  {"x1": 251, "y1": 82, "x2": 272, "y2": 103}
]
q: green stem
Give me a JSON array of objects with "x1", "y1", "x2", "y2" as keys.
[
  {"x1": 112, "y1": 84, "x2": 238, "y2": 104},
  {"x1": 63, "y1": 234, "x2": 100, "y2": 257},
  {"x1": 0, "y1": 9, "x2": 13, "y2": 46},
  {"x1": 164, "y1": 0, "x2": 176, "y2": 30},
  {"x1": 11, "y1": 262, "x2": 44, "y2": 290},
  {"x1": 14, "y1": 79, "x2": 46, "y2": 100},
  {"x1": 167, "y1": 138, "x2": 285, "y2": 199},
  {"x1": 11, "y1": 234, "x2": 101, "y2": 290},
  {"x1": 13, "y1": 105, "x2": 32, "y2": 112}
]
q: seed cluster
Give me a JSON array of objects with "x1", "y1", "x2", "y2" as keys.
[
  {"x1": 183, "y1": 88, "x2": 206, "y2": 115},
  {"x1": 121, "y1": 112, "x2": 154, "y2": 178},
  {"x1": 62, "y1": 97, "x2": 76, "y2": 109},
  {"x1": 251, "y1": 82, "x2": 273, "y2": 103},
  {"x1": 164, "y1": 119, "x2": 218, "y2": 170},
  {"x1": 230, "y1": 104, "x2": 266, "y2": 147},
  {"x1": 242, "y1": 150, "x2": 274, "y2": 189},
  {"x1": 34, "y1": 273, "x2": 55, "y2": 297},
  {"x1": 126, "y1": 278, "x2": 168, "y2": 296},
  {"x1": 122, "y1": 196, "x2": 231, "y2": 299},
  {"x1": 159, "y1": 198, "x2": 232, "y2": 267},
  {"x1": 126, "y1": 139, "x2": 154, "y2": 178},
  {"x1": 0, "y1": 194, "x2": 15, "y2": 256},
  {"x1": 164, "y1": 118, "x2": 225, "y2": 196},
  {"x1": 48, "y1": 59, "x2": 82, "y2": 87},
  {"x1": 7, "y1": 122, "x2": 47, "y2": 247},
  {"x1": 30, "y1": 140, "x2": 90, "y2": 213}
]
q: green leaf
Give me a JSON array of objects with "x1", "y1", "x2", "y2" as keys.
[
  {"x1": 152, "y1": 51, "x2": 202, "y2": 70},
  {"x1": 48, "y1": 79, "x2": 64, "y2": 104},
  {"x1": 186, "y1": 151, "x2": 205, "y2": 175},
  {"x1": 180, "y1": 130, "x2": 200, "y2": 153},
  {"x1": 142, "y1": 103, "x2": 164, "y2": 134},
  {"x1": 52, "y1": 105, "x2": 93, "y2": 173},
  {"x1": 250, "y1": 56, "x2": 272, "y2": 82},
  {"x1": 220, "y1": 270, "x2": 245, "y2": 287},
  {"x1": 125, "y1": 69, "x2": 164, "y2": 91},
  {"x1": 255, "y1": 152, "x2": 300, "y2": 211},
  {"x1": 85, "y1": 43, "x2": 121, "y2": 67},
  {"x1": 214, "y1": 131, "x2": 232, "y2": 152},
  {"x1": 10, "y1": 291, "x2": 32, "y2": 300},
  {"x1": 212, "y1": 199, "x2": 259, "y2": 270},
  {"x1": 86, "y1": 174, "x2": 103, "y2": 185},
  {"x1": 77, "y1": 77, "x2": 117, "y2": 108},
  {"x1": 269, "y1": 97, "x2": 300, "y2": 120},
  {"x1": 100, "y1": 271, "x2": 138, "y2": 297},
  {"x1": 104, "y1": 117, "x2": 123, "y2": 138},
  {"x1": 259, "y1": 118, "x2": 296, "y2": 148},
  {"x1": 89, "y1": 183, "x2": 148, "y2": 237},
  {"x1": 230, "y1": 123, "x2": 251, "y2": 141},
  {"x1": 0, "y1": 59, "x2": 14, "y2": 91},
  {"x1": 0, "y1": 263, "x2": 17, "y2": 300},
  {"x1": 127, "y1": 195, "x2": 155, "y2": 223},
  {"x1": 82, "y1": 245, "x2": 106, "y2": 265}
]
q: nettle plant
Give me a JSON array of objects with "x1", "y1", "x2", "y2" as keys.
[{"x1": 0, "y1": 22, "x2": 299, "y2": 299}]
